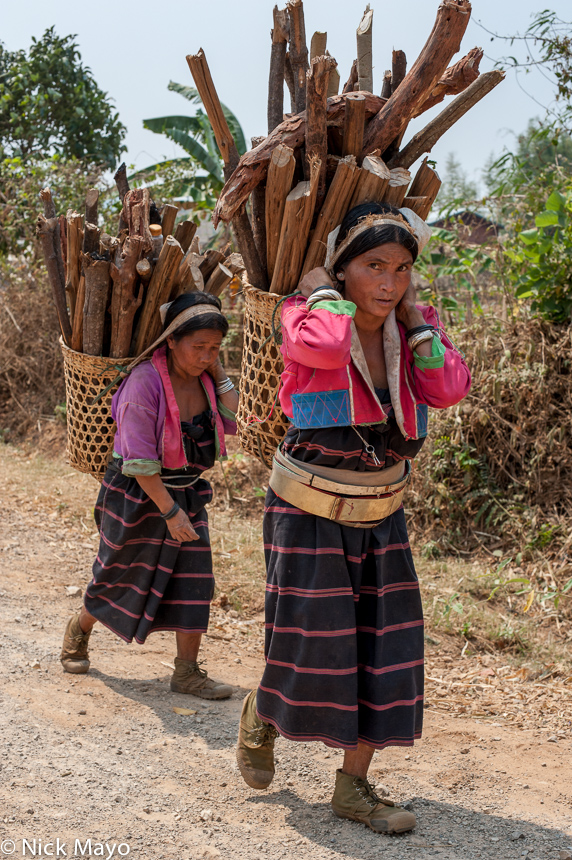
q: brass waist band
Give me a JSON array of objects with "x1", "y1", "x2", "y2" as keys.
[{"x1": 269, "y1": 451, "x2": 409, "y2": 526}]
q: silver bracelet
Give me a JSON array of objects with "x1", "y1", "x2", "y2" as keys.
[
  {"x1": 306, "y1": 288, "x2": 343, "y2": 309},
  {"x1": 215, "y1": 377, "x2": 235, "y2": 395},
  {"x1": 408, "y1": 331, "x2": 434, "y2": 352}
]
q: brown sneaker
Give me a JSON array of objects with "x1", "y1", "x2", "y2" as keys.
[
  {"x1": 236, "y1": 690, "x2": 279, "y2": 790},
  {"x1": 331, "y1": 769, "x2": 416, "y2": 834},
  {"x1": 170, "y1": 658, "x2": 233, "y2": 699},
  {"x1": 60, "y1": 614, "x2": 91, "y2": 674}
]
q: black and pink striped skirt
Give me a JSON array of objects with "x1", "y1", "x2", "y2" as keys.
[
  {"x1": 257, "y1": 489, "x2": 424, "y2": 750},
  {"x1": 84, "y1": 467, "x2": 214, "y2": 644}
]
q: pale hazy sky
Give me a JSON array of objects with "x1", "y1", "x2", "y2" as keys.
[{"x1": 3, "y1": 0, "x2": 569, "y2": 187}]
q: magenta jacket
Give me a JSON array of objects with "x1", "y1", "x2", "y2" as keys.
[
  {"x1": 111, "y1": 344, "x2": 237, "y2": 476},
  {"x1": 279, "y1": 295, "x2": 470, "y2": 441}
]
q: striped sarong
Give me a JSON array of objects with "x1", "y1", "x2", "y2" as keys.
[
  {"x1": 257, "y1": 489, "x2": 424, "y2": 750},
  {"x1": 84, "y1": 468, "x2": 214, "y2": 644}
]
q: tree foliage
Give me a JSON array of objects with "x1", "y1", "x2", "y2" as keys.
[
  {"x1": 0, "y1": 28, "x2": 126, "y2": 168},
  {"x1": 140, "y1": 82, "x2": 246, "y2": 211},
  {"x1": 436, "y1": 153, "x2": 479, "y2": 212}
]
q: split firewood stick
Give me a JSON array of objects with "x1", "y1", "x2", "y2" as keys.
[
  {"x1": 189, "y1": 235, "x2": 201, "y2": 256},
  {"x1": 40, "y1": 188, "x2": 67, "y2": 302},
  {"x1": 40, "y1": 188, "x2": 56, "y2": 219},
  {"x1": 265, "y1": 143, "x2": 296, "y2": 281},
  {"x1": 402, "y1": 196, "x2": 432, "y2": 220},
  {"x1": 177, "y1": 253, "x2": 205, "y2": 294},
  {"x1": 81, "y1": 254, "x2": 111, "y2": 356},
  {"x1": 268, "y1": 6, "x2": 290, "y2": 134},
  {"x1": 200, "y1": 249, "x2": 226, "y2": 283},
  {"x1": 327, "y1": 63, "x2": 341, "y2": 98},
  {"x1": 287, "y1": 0, "x2": 309, "y2": 114},
  {"x1": 59, "y1": 216, "x2": 68, "y2": 282},
  {"x1": 224, "y1": 252, "x2": 245, "y2": 276},
  {"x1": 214, "y1": 92, "x2": 385, "y2": 226},
  {"x1": 110, "y1": 236, "x2": 145, "y2": 358},
  {"x1": 381, "y1": 70, "x2": 392, "y2": 99},
  {"x1": 136, "y1": 258, "x2": 153, "y2": 284},
  {"x1": 251, "y1": 135, "x2": 268, "y2": 272},
  {"x1": 114, "y1": 164, "x2": 130, "y2": 233},
  {"x1": 123, "y1": 188, "x2": 152, "y2": 250},
  {"x1": 389, "y1": 69, "x2": 506, "y2": 169},
  {"x1": 306, "y1": 55, "x2": 338, "y2": 204},
  {"x1": 302, "y1": 155, "x2": 358, "y2": 275},
  {"x1": 342, "y1": 59, "x2": 358, "y2": 94},
  {"x1": 84, "y1": 188, "x2": 99, "y2": 228},
  {"x1": 173, "y1": 219, "x2": 197, "y2": 254},
  {"x1": 205, "y1": 263, "x2": 233, "y2": 298},
  {"x1": 384, "y1": 168, "x2": 412, "y2": 207},
  {"x1": 83, "y1": 222, "x2": 100, "y2": 255},
  {"x1": 350, "y1": 156, "x2": 390, "y2": 208},
  {"x1": 391, "y1": 50, "x2": 407, "y2": 93},
  {"x1": 310, "y1": 31, "x2": 327, "y2": 60},
  {"x1": 362, "y1": 0, "x2": 473, "y2": 156},
  {"x1": 71, "y1": 275, "x2": 85, "y2": 352},
  {"x1": 187, "y1": 49, "x2": 268, "y2": 290},
  {"x1": 407, "y1": 158, "x2": 442, "y2": 212},
  {"x1": 133, "y1": 236, "x2": 184, "y2": 355},
  {"x1": 414, "y1": 47, "x2": 483, "y2": 117},
  {"x1": 271, "y1": 158, "x2": 321, "y2": 296},
  {"x1": 37, "y1": 214, "x2": 72, "y2": 345},
  {"x1": 284, "y1": 53, "x2": 296, "y2": 113},
  {"x1": 161, "y1": 204, "x2": 179, "y2": 239},
  {"x1": 342, "y1": 93, "x2": 366, "y2": 159},
  {"x1": 100, "y1": 234, "x2": 120, "y2": 260},
  {"x1": 65, "y1": 211, "x2": 83, "y2": 324},
  {"x1": 356, "y1": 6, "x2": 374, "y2": 93}
]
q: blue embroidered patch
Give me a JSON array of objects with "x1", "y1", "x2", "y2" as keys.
[
  {"x1": 416, "y1": 403, "x2": 429, "y2": 437},
  {"x1": 291, "y1": 389, "x2": 351, "y2": 429}
]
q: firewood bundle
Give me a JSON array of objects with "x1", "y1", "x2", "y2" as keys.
[
  {"x1": 37, "y1": 173, "x2": 245, "y2": 359},
  {"x1": 187, "y1": 0, "x2": 504, "y2": 295}
]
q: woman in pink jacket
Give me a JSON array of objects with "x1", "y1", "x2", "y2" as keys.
[{"x1": 236, "y1": 202, "x2": 471, "y2": 834}]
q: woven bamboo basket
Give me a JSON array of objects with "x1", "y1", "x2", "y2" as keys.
[
  {"x1": 237, "y1": 285, "x2": 290, "y2": 467},
  {"x1": 60, "y1": 340, "x2": 127, "y2": 481}
]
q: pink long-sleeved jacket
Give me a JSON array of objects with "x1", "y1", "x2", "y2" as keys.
[{"x1": 278, "y1": 295, "x2": 471, "y2": 441}]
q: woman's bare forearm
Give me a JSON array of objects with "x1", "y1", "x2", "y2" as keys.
[{"x1": 135, "y1": 474, "x2": 174, "y2": 514}]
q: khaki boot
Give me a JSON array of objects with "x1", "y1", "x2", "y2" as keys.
[
  {"x1": 170, "y1": 658, "x2": 233, "y2": 699},
  {"x1": 331, "y1": 769, "x2": 416, "y2": 834},
  {"x1": 236, "y1": 690, "x2": 279, "y2": 790},
  {"x1": 60, "y1": 614, "x2": 91, "y2": 674}
]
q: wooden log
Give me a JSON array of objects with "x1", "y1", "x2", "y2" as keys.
[
  {"x1": 414, "y1": 46, "x2": 483, "y2": 116},
  {"x1": 265, "y1": 143, "x2": 296, "y2": 281},
  {"x1": 114, "y1": 163, "x2": 130, "y2": 202},
  {"x1": 161, "y1": 204, "x2": 179, "y2": 239},
  {"x1": 123, "y1": 188, "x2": 152, "y2": 250},
  {"x1": 302, "y1": 155, "x2": 358, "y2": 275},
  {"x1": 251, "y1": 179, "x2": 268, "y2": 275},
  {"x1": 177, "y1": 252, "x2": 205, "y2": 294},
  {"x1": 384, "y1": 168, "x2": 412, "y2": 206},
  {"x1": 389, "y1": 69, "x2": 506, "y2": 168},
  {"x1": 270, "y1": 157, "x2": 320, "y2": 296},
  {"x1": 402, "y1": 195, "x2": 431, "y2": 219},
  {"x1": 71, "y1": 275, "x2": 85, "y2": 352},
  {"x1": 268, "y1": 6, "x2": 290, "y2": 133},
  {"x1": 133, "y1": 236, "x2": 184, "y2": 354},
  {"x1": 109, "y1": 236, "x2": 144, "y2": 358},
  {"x1": 310, "y1": 31, "x2": 327, "y2": 60},
  {"x1": 407, "y1": 158, "x2": 442, "y2": 218},
  {"x1": 224, "y1": 252, "x2": 245, "y2": 276},
  {"x1": 84, "y1": 188, "x2": 99, "y2": 228},
  {"x1": 39, "y1": 187, "x2": 56, "y2": 219},
  {"x1": 306, "y1": 55, "x2": 337, "y2": 204},
  {"x1": 65, "y1": 211, "x2": 83, "y2": 324},
  {"x1": 287, "y1": 0, "x2": 309, "y2": 114},
  {"x1": 391, "y1": 50, "x2": 407, "y2": 93},
  {"x1": 362, "y1": 0, "x2": 473, "y2": 156},
  {"x1": 350, "y1": 155, "x2": 390, "y2": 207},
  {"x1": 187, "y1": 48, "x2": 268, "y2": 290},
  {"x1": 327, "y1": 63, "x2": 340, "y2": 98},
  {"x1": 136, "y1": 258, "x2": 153, "y2": 284},
  {"x1": 342, "y1": 59, "x2": 358, "y2": 94},
  {"x1": 173, "y1": 219, "x2": 197, "y2": 253},
  {"x1": 381, "y1": 70, "x2": 392, "y2": 99},
  {"x1": 205, "y1": 263, "x2": 233, "y2": 298},
  {"x1": 82, "y1": 222, "x2": 100, "y2": 255},
  {"x1": 214, "y1": 92, "x2": 384, "y2": 227},
  {"x1": 284, "y1": 52, "x2": 296, "y2": 113},
  {"x1": 37, "y1": 214, "x2": 72, "y2": 345},
  {"x1": 356, "y1": 6, "x2": 374, "y2": 94},
  {"x1": 39, "y1": 188, "x2": 67, "y2": 304},
  {"x1": 199, "y1": 249, "x2": 226, "y2": 283},
  {"x1": 81, "y1": 254, "x2": 111, "y2": 356},
  {"x1": 342, "y1": 93, "x2": 366, "y2": 159}
]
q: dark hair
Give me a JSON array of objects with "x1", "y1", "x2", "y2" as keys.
[
  {"x1": 164, "y1": 292, "x2": 229, "y2": 342},
  {"x1": 332, "y1": 202, "x2": 418, "y2": 281}
]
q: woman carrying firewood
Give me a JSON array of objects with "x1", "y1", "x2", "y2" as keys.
[
  {"x1": 60, "y1": 292, "x2": 238, "y2": 699},
  {"x1": 236, "y1": 202, "x2": 471, "y2": 831}
]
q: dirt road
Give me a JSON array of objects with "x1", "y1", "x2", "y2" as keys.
[{"x1": 1, "y1": 444, "x2": 571, "y2": 860}]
